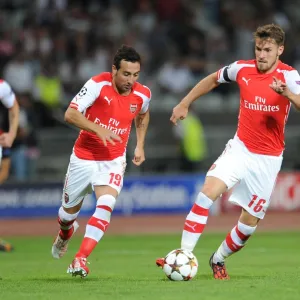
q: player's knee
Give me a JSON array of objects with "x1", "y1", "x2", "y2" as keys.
[
  {"x1": 201, "y1": 185, "x2": 221, "y2": 201},
  {"x1": 201, "y1": 177, "x2": 227, "y2": 201},
  {"x1": 58, "y1": 206, "x2": 79, "y2": 222},
  {"x1": 62, "y1": 200, "x2": 83, "y2": 214},
  {"x1": 96, "y1": 194, "x2": 116, "y2": 211}
]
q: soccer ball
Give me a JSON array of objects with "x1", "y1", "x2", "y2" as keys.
[{"x1": 162, "y1": 249, "x2": 198, "y2": 281}]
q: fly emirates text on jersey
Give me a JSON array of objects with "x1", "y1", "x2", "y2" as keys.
[
  {"x1": 92, "y1": 116, "x2": 128, "y2": 135},
  {"x1": 244, "y1": 96, "x2": 280, "y2": 112}
]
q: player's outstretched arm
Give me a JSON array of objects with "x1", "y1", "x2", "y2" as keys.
[
  {"x1": 170, "y1": 72, "x2": 220, "y2": 125},
  {"x1": 65, "y1": 107, "x2": 122, "y2": 146},
  {"x1": 0, "y1": 98, "x2": 19, "y2": 148},
  {"x1": 286, "y1": 93, "x2": 300, "y2": 111},
  {"x1": 132, "y1": 110, "x2": 150, "y2": 166}
]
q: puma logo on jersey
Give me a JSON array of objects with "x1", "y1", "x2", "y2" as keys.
[
  {"x1": 104, "y1": 96, "x2": 113, "y2": 105},
  {"x1": 242, "y1": 77, "x2": 251, "y2": 85}
]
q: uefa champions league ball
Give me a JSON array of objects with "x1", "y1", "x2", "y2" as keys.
[{"x1": 162, "y1": 249, "x2": 198, "y2": 281}]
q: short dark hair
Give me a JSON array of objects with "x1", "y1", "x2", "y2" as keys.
[
  {"x1": 113, "y1": 44, "x2": 141, "y2": 70},
  {"x1": 253, "y1": 24, "x2": 285, "y2": 46}
]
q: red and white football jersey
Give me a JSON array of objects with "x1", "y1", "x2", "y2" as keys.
[
  {"x1": 0, "y1": 79, "x2": 15, "y2": 109},
  {"x1": 217, "y1": 60, "x2": 300, "y2": 156},
  {"x1": 69, "y1": 72, "x2": 151, "y2": 161}
]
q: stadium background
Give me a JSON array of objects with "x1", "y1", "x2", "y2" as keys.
[
  {"x1": 0, "y1": 0, "x2": 299, "y2": 228},
  {"x1": 0, "y1": 2, "x2": 299, "y2": 299}
]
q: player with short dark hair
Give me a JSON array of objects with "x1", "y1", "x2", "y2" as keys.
[{"x1": 51, "y1": 45, "x2": 151, "y2": 278}]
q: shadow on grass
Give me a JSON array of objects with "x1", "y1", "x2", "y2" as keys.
[
  {"x1": 4, "y1": 273, "x2": 266, "y2": 283},
  {"x1": 158, "y1": 274, "x2": 268, "y2": 281},
  {"x1": 19, "y1": 277, "x2": 101, "y2": 283}
]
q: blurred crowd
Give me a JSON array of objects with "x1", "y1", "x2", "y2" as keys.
[
  {"x1": 1, "y1": 0, "x2": 300, "y2": 180},
  {"x1": 1, "y1": 0, "x2": 300, "y2": 114}
]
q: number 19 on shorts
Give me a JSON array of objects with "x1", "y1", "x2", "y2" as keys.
[{"x1": 109, "y1": 173, "x2": 122, "y2": 186}]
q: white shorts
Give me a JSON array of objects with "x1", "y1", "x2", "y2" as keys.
[
  {"x1": 206, "y1": 136, "x2": 282, "y2": 219},
  {"x1": 62, "y1": 152, "x2": 126, "y2": 208},
  {"x1": 0, "y1": 146, "x2": 2, "y2": 164}
]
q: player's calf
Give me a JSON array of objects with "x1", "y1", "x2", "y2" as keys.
[
  {"x1": 52, "y1": 206, "x2": 80, "y2": 259},
  {"x1": 181, "y1": 192, "x2": 214, "y2": 251},
  {"x1": 52, "y1": 220, "x2": 79, "y2": 259},
  {"x1": 74, "y1": 195, "x2": 116, "y2": 258},
  {"x1": 214, "y1": 221, "x2": 256, "y2": 263}
]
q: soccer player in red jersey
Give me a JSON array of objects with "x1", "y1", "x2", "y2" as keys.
[
  {"x1": 51, "y1": 45, "x2": 151, "y2": 277},
  {"x1": 156, "y1": 24, "x2": 300, "y2": 279}
]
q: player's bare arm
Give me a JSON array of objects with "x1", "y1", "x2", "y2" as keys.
[
  {"x1": 170, "y1": 72, "x2": 220, "y2": 125},
  {"x1": 0, "y1": 98, "x2": 19, "y2": 147},
  {"x1": 132, "y1": 110, "x2": 150, "y2": 166},
  {"x1": 270, "y1": 76, "x2": 300, "y2": 110},
  {"x1": 64, "y1": 107, "x2": 122, "y2": 146},
  {"x1": 0, "y1": 156, "x2": 11, "y2": 184}
]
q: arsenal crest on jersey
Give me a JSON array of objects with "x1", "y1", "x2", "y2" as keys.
[
  {"x1": 64, "y1": 192, "x2": 69, "y2": 204},
  {"x1": 130, "y1": 104, "x2": 138, "y2": 113}
]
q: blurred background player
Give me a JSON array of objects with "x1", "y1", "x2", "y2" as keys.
[
  {"x1": 156, "y1": 24, "x2": 300, "y2": 279},
  {"x1": 1, "y1": 92, "x2": 39, "y2": 181},
  {"x1": 0, "y1": 147, "x2": 11, "y2": 184},
  {"x1": 173, "y1": 105, "x2": 207, "y2": 173},
  {"x1": 51, "y1": 45, "x2": 151, "y2": 278},
  {"x1": 0, "y1": 147, "x2": 13, "y2": 252},
  {"x1": 0, "y1": 79, "x2": 19, "y2": 150},
  {"x1": 0, "y1": 79, "x2": 19, "y2": 252}
]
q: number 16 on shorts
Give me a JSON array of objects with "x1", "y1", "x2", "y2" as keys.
[{"x1": 248, "y1": 195, "x2": 266, "y2": 213}]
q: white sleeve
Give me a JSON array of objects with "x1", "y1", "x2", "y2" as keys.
[
  {"x1": 69, "y1": 79, "x2": 101, "y2": 112},
  {"x1": 217, "y1": 61, "x2": 240, "y2": 83},
  {"x1": 140, "y1": 86, "x2": 151, "y2": 114},
  {"x1": 217, "y1": 61, "x2": 254, "y2": 83},
  {"x1": 140, "y1": 99, "x2": 150, "y2": 114},
  {"x1": 0, "y1": 81, "x2": 15, "y2": 108},
  {"x1": 284, "y1": 70, "x2": 300, "y2": 95}
]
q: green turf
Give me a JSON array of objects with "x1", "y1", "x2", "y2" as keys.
[{"x1": 0, "y1": 232, "x2": 299, "y2": 300}]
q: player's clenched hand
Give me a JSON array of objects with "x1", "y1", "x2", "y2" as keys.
[
  {"x1": 269, "y1": 76, "x2": 290, "y2": 97},
  {"x1": 170, "y1": 103, "x2": 189, "y2": 125},
  {"x1": 96, "y1": 127, "x2": 122, "y2": 146},
  {"x1": 132, "y1": 146, "x2": 145, "y2": 166},
  {"x1": 0, "y1": 132, "x2": 15, "y2": 147}
]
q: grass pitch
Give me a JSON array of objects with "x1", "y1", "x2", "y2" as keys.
[{"x1": 0, "y1": 232, "x2": 299, "y2": 300}]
